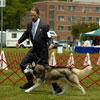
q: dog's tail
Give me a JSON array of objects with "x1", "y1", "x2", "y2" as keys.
[{"x1": 72, "y1": 65, "x2": 92, "y2": 76}]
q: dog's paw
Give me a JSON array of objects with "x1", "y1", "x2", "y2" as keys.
[
  {"x1": 83, "y1": 93, "x2": 86, "y2": 96},
  {"x1": 25, "y1": 89, "x2": 30, "y2": 93},
  {"x1": 58, "y1": 92, "x2": 64, "y2": 95},
  {"x1": 52, "y1": 91, "x2": 56, "y2": 94}
]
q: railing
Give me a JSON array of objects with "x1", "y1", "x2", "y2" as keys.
[{"x1": 0, "y1": 51, "x2": 100, "y2": 88}]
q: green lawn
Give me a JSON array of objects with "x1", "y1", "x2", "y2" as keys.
[
  {"x1": 0, "y1": 78, "x2": 100, "y2": 100},
  {"x1": 0, "y1": 48, "x2": 100, "y2": 100}
]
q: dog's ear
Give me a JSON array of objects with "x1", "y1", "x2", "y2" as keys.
[{"x1": 32, "y1": 62, "x2": 35, "y2": 67}]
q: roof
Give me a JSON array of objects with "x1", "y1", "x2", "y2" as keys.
[{"x1": 81, "y1": 28, "x2": 100, "y2": 36}]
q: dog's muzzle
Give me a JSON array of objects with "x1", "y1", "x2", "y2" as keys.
[{"x1": 24, "y1": 65, "x2": 33, "y2": 74}]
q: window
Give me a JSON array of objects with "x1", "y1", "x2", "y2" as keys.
[
  {"x1": 96, "y1": 17, "x2": 100, "y2": 22},
  {"x1": 58, "y1": 5, "x2": 64, "y2": 11},
  {"x1": 49, "y1": 5, "x2": 54, "y2": 10},
  {"x1": 67, "y1": 37, "x2": 71, "y2": 41},
  {"x1": 82, "y1": 6, "x2": 86, "y2": 13},
  {"x1": 58, "y1": 15, "x2": 64, "y2": 21},
  {"x1": 58, "y1": 26, "x2": 64, "y2": 31},
  {"x1": 88, "y1": 17, "x2": 92, "y2": 22},
  {"x1": 49, "y1": 5, "x2": 55, "y2": 30},
  {"x1": 82, "y1": 16, "x2": 86, "y2": 22},
  {"x1": 11, "y1": 33, "x2": 17, "y2": 38},
  {"x1": 49, "y1": 10, "x2": 54, "y2": 19},
  {"x1": 96, "y1": 7, "x2": 100, "y2": 12},
  {"x1": 49, "y1": 21, "x2": 54, "y2": 30},
  {"x1": 68, "y1": 26, "x2": 72, "y2": 32},
  {"x1": 68, "y1": 6, "x2": 76, "y2": 11},
  {"x1": 68, "y1": 16, "x2": 76, "y2": 22},
  {"x1": 27, "y1": 41, "x2": 30, "y2": 45},
  {"x1": 88, "y1": 7, "x2": 93, "y2": 12}
]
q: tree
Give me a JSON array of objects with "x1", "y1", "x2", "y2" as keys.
[
  {"x1": 1, "y1": 0, "x2": 33, "y2": 30},
  {"x1": 71, "y1": 22, "x2": 100, "y2": 40}
]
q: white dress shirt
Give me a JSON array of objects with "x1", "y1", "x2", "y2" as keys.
[{"x1": 32, "y1": 18, "x2": 40, "y2": 38}]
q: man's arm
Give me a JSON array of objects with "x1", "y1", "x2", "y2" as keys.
[
  {"x1": 44, "y1": 24, "x2": 54, "y2": 49},
  {"x1": 16, "y1": 42, "x2": 19, "y2": 49},
  {"x1": 16, "y1": 23, "x2": 30, "y2": 48}
]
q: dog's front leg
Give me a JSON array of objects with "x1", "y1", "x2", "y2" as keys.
[
  {"x1": 59, "y1": 79, "x2": 68, "y2": 95},
  {"x1": 47, "y1": 83, "x2": 56, "y2": 94},
  {"x1": 25, "y1": 78, "x2": 42, "y2": 93}
]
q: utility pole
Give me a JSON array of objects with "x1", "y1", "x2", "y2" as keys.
[{"x1": 0, "y1": 0, "x2": 6, "y2": 50}]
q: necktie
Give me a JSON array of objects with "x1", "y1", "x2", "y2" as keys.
[{"x1": 32, "y1": 22, "x2": 36, "y2": 39}]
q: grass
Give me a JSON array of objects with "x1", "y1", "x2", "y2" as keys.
[
  {"x1": 0, "y1": 79, "x2": 100, "y2": 100},
  {"x1": 0, "y1": 48, "x2": 100, "y2": 100}
]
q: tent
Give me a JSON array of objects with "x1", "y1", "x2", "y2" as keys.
[{"x1": 81, "y1": 28, "x2": 100, "y2": 36}]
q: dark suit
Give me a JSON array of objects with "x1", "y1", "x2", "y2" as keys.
[{"x1": 18, "y1": 19, "x2": 53, "y2": 65}]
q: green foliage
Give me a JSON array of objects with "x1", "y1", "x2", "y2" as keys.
[
  {"x1": 2, "y1": 0, "x2": 49, "y2": 30},
  {"x1": 1, "y1": 0, "x2": 33, "y2": 30},
  {"x1": 71, "y1": 22, "x2": 100, "y2": 39}
]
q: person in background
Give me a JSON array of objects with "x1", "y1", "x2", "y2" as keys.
[
  {"x1": 92, "y1": 37, "x2": 97, "y2": 46},
  {"x1": 84, "y1": 40, "x2": 92, "y2": 47},
  {"x1": 16, "y1": 7, "x2": 62, "y2": 93},
  {"x1": 96, "y1": 36, "x2": 100, "y2": 45}
]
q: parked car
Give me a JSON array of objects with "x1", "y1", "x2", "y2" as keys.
[
  {"x1": 47, "y1": 31, "x2": 57, "y2": 37},
  {"x1": 58, "y1": 40, "x2": 68, "y2": 47},
  {"x1": 53, "y1": 40, "x2": 58, "y2": 48}
]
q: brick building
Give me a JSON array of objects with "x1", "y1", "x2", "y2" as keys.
[{"x1": 20, "y1": 1, "x2": 100, "y2": 41}]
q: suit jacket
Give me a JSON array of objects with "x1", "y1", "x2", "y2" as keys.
[{"x1": 18, "y1": 19, "x2": 53, "y2": 64}]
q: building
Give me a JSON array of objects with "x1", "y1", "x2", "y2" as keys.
[
  {"x1": 20, "y1": 1, "x2": 100, "y2": 41},
  {"x1": 73, "y1": 0, "x2": 100, "y2": 3}
]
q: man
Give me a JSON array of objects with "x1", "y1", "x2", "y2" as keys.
[{"x1": 16, "y1": 7, "x2": 62, "y2": 93}]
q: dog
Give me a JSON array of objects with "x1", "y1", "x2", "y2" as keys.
[{"x1": 24, "y1": 62, "x2": 92, "y2": 95}]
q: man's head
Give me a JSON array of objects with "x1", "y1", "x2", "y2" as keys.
[{"x1": 30, "y1": 7, "x2": 40, "y2": 22}]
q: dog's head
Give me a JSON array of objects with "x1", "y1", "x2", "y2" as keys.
[{"x1": 24, "y1": 62, "x2": 35, "y2": 74}]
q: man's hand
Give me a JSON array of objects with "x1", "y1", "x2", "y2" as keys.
[
  {"x1": 16, "y1": 42, "x2": 19, "y2": 49},
  {"x1": 49, "y1": 44, "x2": 54, "y2": 49}
]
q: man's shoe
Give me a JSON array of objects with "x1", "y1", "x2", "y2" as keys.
[
  {"x1": 55, "y1": 88, "x2": 62, "y2": 93},
  {"x1": 20, "y1": 83, "x2": 34, "y2": 89}
]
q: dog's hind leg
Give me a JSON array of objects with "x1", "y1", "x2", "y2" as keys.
[
  {"x1": 47, "y1": 83, "x2": 56, "y2": 94},
  {"x1": 25, "y1": 78, "x2": 42, "y2": 93},
  {"x1": 73, "y1": 83, "x2": 86, "y2": 96},
  {"x1": 68, "y1": 74, "x2": 86, "y2": 95},
  {"x1": 58, "y1": 79, "x2": 68, "y2": 95}
]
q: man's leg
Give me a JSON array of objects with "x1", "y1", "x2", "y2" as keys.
[
  {"x1": 52, "y1": 82, "x2": 62, "y2": 93},
  {"x1": 20, "y1": 49, "x2": 36, "y2": 89}
]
